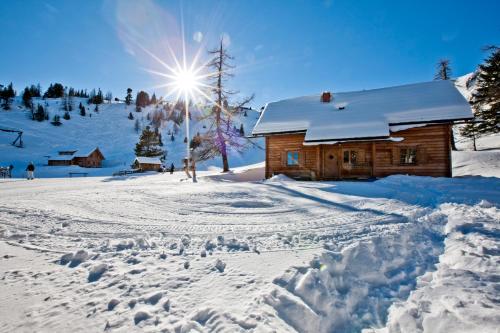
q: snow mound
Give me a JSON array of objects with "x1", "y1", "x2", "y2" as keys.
[
  {"x1": 266, "y1": 173, "x2": 295, "y2": 182},
  {"x1": 265, "y1": 217, "x2": 445, "y2": 333},
  {"x1": 372, "y1": 202, "x2": 500, "y2": 333}
]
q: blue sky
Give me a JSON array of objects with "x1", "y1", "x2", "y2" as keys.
[{"x1": 0, "y1": 0, "x2": 498, "y2": 108}]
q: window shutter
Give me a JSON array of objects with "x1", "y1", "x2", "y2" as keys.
[
  {"x1": 392, "y1": 147, "x2": 399, "y2": 165},
  {"x1": 417, "y1": 146, "x2": 428, "y2": 164},
  {"x1": 281, "y1": 152, "x2": 286, "y2": 167}
]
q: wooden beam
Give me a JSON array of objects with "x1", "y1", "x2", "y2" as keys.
[{"x1": 372, "y1": 142, "x2": 376, "y2": 177}]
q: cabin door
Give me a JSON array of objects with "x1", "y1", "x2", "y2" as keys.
[{"x1": 323, "y1": 147, "x2": 339, "y2": 179}]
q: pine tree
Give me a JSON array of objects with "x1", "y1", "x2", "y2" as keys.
[
  {"x1": 22, "y1": 87, "x2": 33, "y2": 108},
  {"x1": 151, "y1": 93, "x2": 157, "y2": 105},
  {"x1": 1, "y1": 82, "x2": 16, "y2": 110},
  {"x1": 63, "y1": 111, "x2": 71, "y2": 120},
  {"x1": 43, "y1": 83, "x2": 64, "y2": 98},
  {"x1": 34, "y1": 104, "x2": 46, "y2": 121},
  {"x1": 471, "y1": 46, "x2": 500, "y2": 134},
  {"x1": 79, "y1": 102, "x2": 86, "y2": 116},
  {"x1": 156, "y1": 128, "x2": 163, "y2": 146},
  {"x1": 125, "y1": 88, "x2": 133, "y2": 105},
  {"x1": 434, "y1": 59, "x2": 452, "y2": 80},
  {"x1": 134, "y1": 125, "x2": 163, "y2": 157},
  {"x1": 461, "y1": 47, "x2": 500, "y2": 150},
  {"x1": 239, "y1": 123, "x2": 245, "y2": 136},
  {"x1": 134, "y1": 119, "x2": 140, "y2": 133}
]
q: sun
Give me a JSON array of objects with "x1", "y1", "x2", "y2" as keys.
[{"x1": 172, "y1": 67, "x2": 199, "y2": 95}]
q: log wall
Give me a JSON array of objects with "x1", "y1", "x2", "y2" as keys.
[{"x1": 265, "y1": 124, "x2": 452, "y2": 179}]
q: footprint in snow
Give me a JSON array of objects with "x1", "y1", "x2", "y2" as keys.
[
  {"x1": 145, "y1": 292, "x2": 163, "y2": 305},
  {"x1": 134, "y1": 311, "x2": 150, "y2": 325},
  {"x1": 108, "y1": 299, "x2": 120, "y2": 311},
  {"x1": 88, "y1": 263, "x2": 108, "y2": 282}
]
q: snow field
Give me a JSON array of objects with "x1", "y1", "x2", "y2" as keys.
[{"x1": 1, "y1": 160, "x2": 499, "y2": 332}]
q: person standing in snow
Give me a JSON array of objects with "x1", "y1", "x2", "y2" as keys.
[
  {"x1": 8, "y1": 164, "x2": 14, "y2": 178},
  {"x1": 26, "y1": 162, "x2": 35, "y2": 180},
  {"x1": 170, "y1": 163, "x2": 174, "y2": 174}
]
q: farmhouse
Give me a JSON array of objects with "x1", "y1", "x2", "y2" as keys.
[
  {"x1": 48, "y1": 147, "x2": 105, "y2": 168},
  {"x1": 132, "y1": 156, "x2": 162, "y2": 172},
  {"x1": 252, "y1": 80, "x2": 473, "y2": 180}
]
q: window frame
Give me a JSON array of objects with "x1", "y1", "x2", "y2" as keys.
[
  {"x1": 342, "y1": 150, "x2": 359, "y2": 165},
  {"x1": 286, "y1": 151, "x2": 300, "y2": 166},
  {"x1": 399, "y1": 147, "x2": 417, "y2": 165}
]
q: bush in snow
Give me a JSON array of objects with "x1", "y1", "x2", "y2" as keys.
[{"x1": 51, "y1": 115, "x2": 62, "y2": 126}]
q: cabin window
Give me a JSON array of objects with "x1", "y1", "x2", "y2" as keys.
[
  {"x1": 287, "y1": 151, "x2": 299, "y2": 166},
  {"x1": 400, "y1": 147, "x2": 417, "y2": 165},
  {"x1": 343, "y1": 150, "x2": 358, "y2": 164}
]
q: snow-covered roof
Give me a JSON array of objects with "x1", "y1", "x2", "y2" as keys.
[
  {"x1": 252, "y1": 80, "x2": 473, "y2": 142},
  {"x1": 134, "y1": 156, "x2": 162, "y2": 165},
  {"x1": 48, "y1": 156, "x2": 73, "y2": 161},
  {"x1": 74, "y1": 148, "x2": 95, "y2": 158}
]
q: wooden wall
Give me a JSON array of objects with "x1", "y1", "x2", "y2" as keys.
[
  {"x1": 266, "y1": 134, "x2": 319, "y2": 179},
  {"x1": 73, "y1": 151, "x2": 104, "y2": 168},
  {"x1": 374, "y1": 124, "x2": 451, "y2": 177},
  {"x1": 48, "y1": 160, "x2": 72, "y2": 166},
  {"x1": 265, "y1": 124, "x2": 452, "y2": 180}
]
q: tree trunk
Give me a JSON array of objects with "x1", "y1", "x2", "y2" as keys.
[{"x1": 216, "y1": 40, "x2": 230, "y2": 173}]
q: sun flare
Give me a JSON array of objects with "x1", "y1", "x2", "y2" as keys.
[{"x1": 172, "y1": 67, "x2": 199, "y2": 95}]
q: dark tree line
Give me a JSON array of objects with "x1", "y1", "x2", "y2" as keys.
[{"x1": 0, "y1": 83, "x2": 16, "y2": 110}]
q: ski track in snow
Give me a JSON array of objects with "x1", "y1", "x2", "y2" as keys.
[{"x1": 1, "y1": 166, "x2": 499, "y2": 332}]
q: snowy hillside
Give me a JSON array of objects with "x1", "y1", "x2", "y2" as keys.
[{"x1": 0, "y1": 98, "x2": 264, "y2": 178}]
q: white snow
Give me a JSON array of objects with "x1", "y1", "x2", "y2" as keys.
[
  {"x1": 0, "y1": 147, "x2": 498, "y2": 332},
  {"x1": 133, "y1": 156, "x2": 162, "y2": 165},
  {"x1": 252, "y1": 80, "x2": 473, "y2": 142}
]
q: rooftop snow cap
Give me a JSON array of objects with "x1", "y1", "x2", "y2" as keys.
[
  {"x1": 252, "y1": 80, "x2": 473, "y2": 141},
  {"x1": 321, "y1": 91, "x2": 331, "y2": 103}
]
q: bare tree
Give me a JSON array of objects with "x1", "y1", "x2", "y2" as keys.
[
  {"x1": 200, "y1": 38, "x2": 254, "y2": 172},
  {"x1": 434, "y1": 59, "x2": 452, "y2": 80}
]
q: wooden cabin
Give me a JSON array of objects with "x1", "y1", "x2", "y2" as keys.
[
  {"x1": 133, "y1": 157, "x2": 162, "y2": 172},
  {"x1": 48, "y1": 147, "x2": 105, "y2": 168},
  {"x1": 72, "y1": 148, "x2": 105, "y2": 168},
  {"x1": 252, "y1": 80, "x2": 473, "y2": 180}
]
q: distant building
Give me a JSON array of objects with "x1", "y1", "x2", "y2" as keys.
[
  {"x1": 48, "y1": 147, "x2": 105, "y2": 168},
  {"x1": 132, "y1": 156, "x2": 162, "y2": 172}
]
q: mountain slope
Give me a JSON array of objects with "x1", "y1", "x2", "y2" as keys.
[{"x1": 0, "y1": 98, "x2": 264, "y2": 178}]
